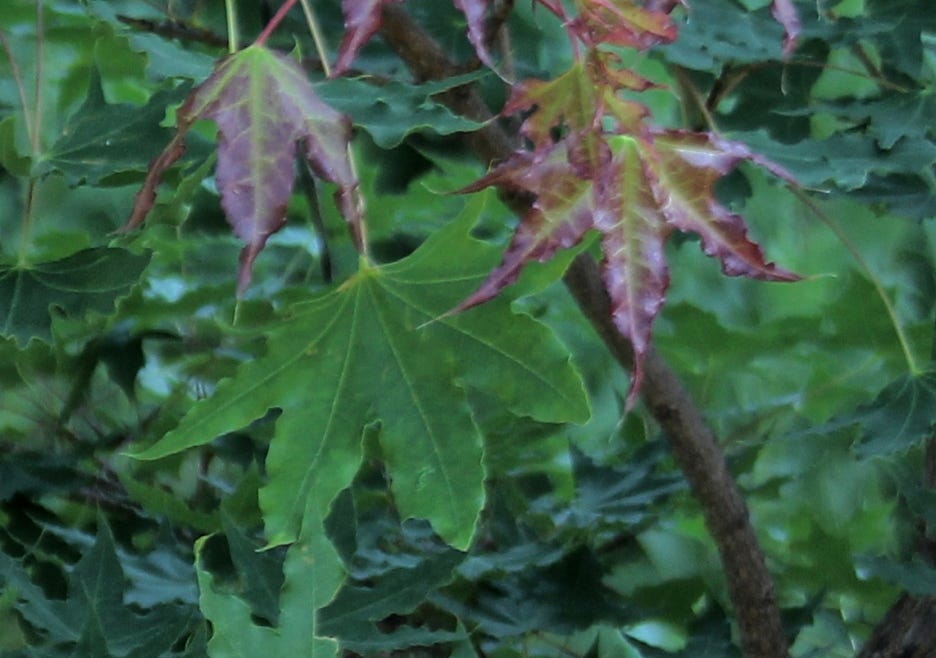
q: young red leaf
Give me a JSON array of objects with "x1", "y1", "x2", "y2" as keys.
[
  {"x1": 771, "y1": 0, "x2": 801, "y2": 57},
  {"x1": 598, "y1": 140, "x2": 671, "y2": 407},
  {"x1": 453, "y1": 144, "x2": 600, "y2": 311},
  {"x1": 186, "y1": 46, "x2": 360, "y2": 294},
  {"x1": 569, "y1": 0, "x2": 678, "y2": 50},
  {"x1": 335, "y1": 0, "x2": 401, "y2": 76},
  {"x1": 505, "y1": 57, "x2": 649, "y2": 148},
  {"x1": 453, "y1": 0, "x2": 498, "y2": 71},
  {"x1": 644, "y1": 131, "x2": 799, "y2": 282},
  {"x1": 457, "y1": 129, "x2": 798, "y2": 405}
]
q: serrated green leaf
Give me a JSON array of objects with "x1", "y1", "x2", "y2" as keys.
[
  {"x1": 317, "y1": 72, "x2": 489, "y2": 149},
  {"x1": 0, "y1": 247, "x2": 151, "y2": 345},
  {"x1": 133, "y1": 196, "x2": 589, "y2": 549}
]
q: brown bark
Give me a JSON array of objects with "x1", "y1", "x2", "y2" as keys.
[{"x1": 379, "y1": 6, "x2": 789, "y2": 658}]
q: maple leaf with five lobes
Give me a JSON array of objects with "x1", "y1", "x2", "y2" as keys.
[
  {"x1": 126, "y1": 45, "x2": 362, "y2": 296},
  {"x1": 457, "y1": 131, "x2": 799, "y2": 406}
]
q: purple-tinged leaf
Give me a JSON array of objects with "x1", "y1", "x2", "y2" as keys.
[
  {"x1": 454, "y1": 144, "x2": 599, "y2": 311},
  {"x1": 454, "y1": 0, "x2": 498, "y2": 71},
  {"x1": 183, "y1": 47, "x2": 360, "y2": 295},
  {"x1": 127, "y1": 45, "x2": 361, "y2": 296},
  {"x1": 645, "y1": 132, "x2": 799, "y2": 281},
  {"x1": 335, "y1": 0, "x2": 400, "y2": 76},
  {"x1": 599, "y1": 139, "x2": 671, "y2": 408},
  {"x1": 504, "y1": 56, "x2": 650, "y2": 148},
  {"x1": 771, "y1": 0, "x2": 801, "y2": 58}
]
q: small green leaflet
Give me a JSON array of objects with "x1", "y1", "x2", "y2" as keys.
[
  {"x1": 133, "y1": 196, "x2": 590, "y2": 550},
  {"x1": 0, "y1": 247, "x2": 151, "y2": 345}
]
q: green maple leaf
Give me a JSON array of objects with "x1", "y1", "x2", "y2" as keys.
[
  {"x1": 0, "y1": 247, "x2": 151, "y2": 345},
  {"x1": 34, "y1": 67, "x2": 185, "y2": 185},
  {"x1": 133, "y1": 197, "x2": 589, "y2": 549},
  {"x1": 126, "y1": 45, "x2": 362, "y2": 296}
]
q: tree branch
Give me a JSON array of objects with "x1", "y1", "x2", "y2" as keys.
[{"x1": 379, "y1": 6, "x2": 788, "y2": 658}]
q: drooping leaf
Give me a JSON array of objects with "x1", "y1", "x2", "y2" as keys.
[
  {"x1": 0, "y1": 247, "x2": 151, "y2": 345},
  {"x1": 596, "y1": 139, "x2": 669, "y2": 398},
  {"x1": 34, "y1": 68, "x2": 187, "y2": 185},
  {"x1": 133, "y1": 197, "x2": 589, "y2": 550},
  {"x1": 644, "y1": 131, "x2": 798, "y2": 281},
  {"x1": 317, "y1": 71, "x2": 489, "y2": 148},
  {"x1": 454, "y1": 143, "x2": 601, "y2": 313},
  {"x1": 771, "y1": 0, "x2": 801, "y2": 57},
  {"x1": 127, "y1": 45, "x2": 361, "y2": 296}
]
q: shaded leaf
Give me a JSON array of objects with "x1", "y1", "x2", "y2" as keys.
[
  {"x1": 317, "y1": 71, "x2": 488, "y2": 148},
  {"x1": 133, "y1": 198, "x2": 589, "y2": 550},
  {"x1": 855, "y1": 555, "x2": 936, "y2": 596},
  {"x1": 0, "y1": 247, "x2": 150, "y2": 345},
  {"x1": 853, "y1": 372, "x2": 936, "y2": 457},
  {"x1": 35, "y1": 68, "x2": 185, "y2": 185},
  {"x1": 318, "y1": 549, "x2": 463, "y2": 643},
  {"x1": 0, "y1": 522, "x2": 199, "y2": 657}
]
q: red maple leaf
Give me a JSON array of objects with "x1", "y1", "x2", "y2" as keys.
[{"x1": 458, "y1": 128, "x2": 798, "y2": 405}]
